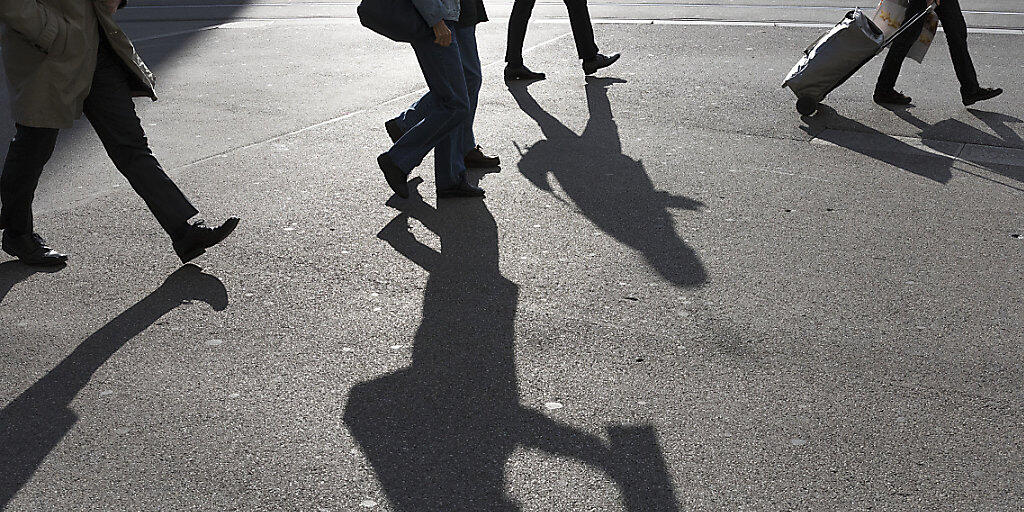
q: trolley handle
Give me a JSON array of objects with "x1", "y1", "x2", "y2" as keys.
[{"x1": 878, "y1": 2, "x2": 937, "y2": 52}]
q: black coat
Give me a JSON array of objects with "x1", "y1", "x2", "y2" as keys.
[{"x1": 457, "y1": 0, "x2": 487, "y2": 27}]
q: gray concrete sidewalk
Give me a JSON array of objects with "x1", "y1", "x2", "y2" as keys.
[{"x1": 1, "y1": 7, "x2": 1023, "y2": 512}]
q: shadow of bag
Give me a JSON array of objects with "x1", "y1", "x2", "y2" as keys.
[{"x1": 357, "y1": 0, "x2": 434, "y2": 42}]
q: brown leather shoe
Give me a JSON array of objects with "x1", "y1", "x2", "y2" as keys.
[{"x1": 464, "y1": 146, "x2": 500, "y2": 169}]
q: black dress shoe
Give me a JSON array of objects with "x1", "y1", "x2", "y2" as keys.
[
  {"x1": 384, "y1": 119, "x2": 406, "y2": 144},
  {"x1": 504, "y1": 63, "x2": 545, "y2": 81},
  {"x1": 464, "y1": 146, "x2": 500, "y2": 169},
  {"x1": 437, "y1": 179, "x2": 485, "y2": 198},
  {"x1": 172, "y1": 218, "x2": 240, "y2": 264},
  {"x1": 873, "y1": 88, "x2": 912, "y2": 105},
  {"x1": 962, "y1": 86, "x2": 1002, "y2": 106},
  {"x1": 377, "y1": 152, "x2": 409, "y2": 199},
  {"x1": 582, "y1": 53, "x2": 620, "y2": 75},
  {"x1": 1, "y1": 232, "x2": 67, "y2": 267}
]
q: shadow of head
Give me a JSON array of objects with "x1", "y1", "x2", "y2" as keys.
[{"x1": 158, "y1": 264, "x2": 229, "y2": 311}]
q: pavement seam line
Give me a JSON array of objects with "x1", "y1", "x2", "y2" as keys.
[
  {"x1": 35, "y1": 31, "x2": 573, "y2": 217},
  {"x1": 132, "y1": 25, "x2": 221, "y2": 42},
  {"x1": 123, "y1": 16, "x2": 1024, "y2": 34},
  {"x1": 121, "y1": 2, "x2": 1024, "y2": 21},
  {"x1": 166, "y1": 31, "x2": 573, "y2": 173},
  {"x1": 807, "y1": 131, "x2": 1024, "y2": 192}
]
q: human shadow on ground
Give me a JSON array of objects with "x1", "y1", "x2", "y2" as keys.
[
  {"x1": 0, "y1": 260, "x2": 63, "y2": 306},
  {"x1": 344, "y1": 191, "x2": 680, "y2": 511},
  {"x1": 507, "y1": 78, "x2": 707, "y2": 288},
  {"x1": 0, "y1": 264, "x2": 227, "y2": 510},
  {"x1": 802, "y1": 105, "x2": 1024, "y2": 187},
  {"x1": 968, "y1": 109, "x2": 1024, "y2": 149}
]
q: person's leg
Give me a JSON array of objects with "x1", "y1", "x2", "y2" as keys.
[
  {"x1": 83, "y1": 37, "x2": 198, "y2": 237},
  {"x1": 0, "y1": 125, "x2": 59, "y2": 236},
  {"x1": 434, "y1": 131, "x2": 466, "y2": 191},
  {"x1": 506, "y1": 0, "x2": 537, "y2": 66},
  {"x1": 563, "y1": 0, "x2": 599, "y2": 60},
  {"x1": 431, "y1": 32, "x2": 471, "y2": 191},
  {"x1": 935, "y1": 0, "x2": 979, "y2": 93},
  {"x1": 876, "y1": 0, "x2": 928, "y2": 93},
  {"x1": 387, "y1": 25, "x2": 470, "y2": 177},
  {"x1": 456, "y1": 25, "x2": 482, "y2": 155},
  {"x1": 391, "y1": 92, "x2": 437, "y2": 135}
]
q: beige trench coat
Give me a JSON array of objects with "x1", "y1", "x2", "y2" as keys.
[{"x1": 0, "y1": 0, "x2": 156, "y2": 128}]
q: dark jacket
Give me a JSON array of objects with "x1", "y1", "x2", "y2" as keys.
[{"x1": 457, "y1": 0, "x2": 487, "y2": 27}]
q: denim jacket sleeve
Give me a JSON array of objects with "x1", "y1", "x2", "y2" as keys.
[{"x1": 409, "y1": 0, "x2": 444, "y2": 28}]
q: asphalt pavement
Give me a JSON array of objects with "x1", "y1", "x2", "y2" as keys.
[{"x1": 1, "y1": 1, "x2": 1023, "y2": 511}]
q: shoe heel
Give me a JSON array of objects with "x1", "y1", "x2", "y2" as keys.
[{"x1": 180, "y1": 248, "x2": 206, "y2": 264}]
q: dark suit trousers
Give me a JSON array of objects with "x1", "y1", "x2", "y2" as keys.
[
  {"x1": 876, "y1": 0, "x2": 979, "y2": 93},
  {"x1": 506, "y1": 0, "x2": 599, "y2": 64},
  {"x1": 0, "y1": 36, "x2": 197, "y2": 237}
]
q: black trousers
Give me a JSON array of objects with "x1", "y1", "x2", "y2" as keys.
[
  {"x1": 506, "y1": 0, "x2": 599, "y2": 64},
  {"x1": 876, "y1": 0, "x2": 979, "y2": 93},
  {"x1": 0, "y1": 36, "x2": 197, "y2": 237}
]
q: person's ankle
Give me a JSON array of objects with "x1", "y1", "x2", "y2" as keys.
[
  {"x1": 2, "y1": 228, "x2": 28, "y2": 239},
  {"x1": 171, "y1": 221, "x2": 192, "y2": 241}
]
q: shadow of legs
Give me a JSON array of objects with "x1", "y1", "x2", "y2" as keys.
[
  {"x1": 509, "y1": 79, "x2": 707, "y2": 288},
  {"x1": 0, "y1": 260, "x2": 64, "y2": 306},
  {"x1": 0, "y1": 264, "x2": 227, "y2": 508}
]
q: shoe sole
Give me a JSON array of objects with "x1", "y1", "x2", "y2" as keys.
[
  {"x1": 963, "y1": 94, "x2": 999, "y2": 106},
  {"x1": 874, "y1": 98, "x2": 912, "y2": 106},
  {"x1": 465, "y1": 161, "x2": 501, "y2": 170},
  {"x1": 16, "y1": 256, "x2": 67, "y2": 267},
  {"x1": 437, "y1": 191, "x2": 485, "y2": 198},
  {"x1": 504, "y1": 73, "x2": 545, "y2": 81},
  {"x1": 178, "y1": 218, "x2": 240, "y2": 264}
]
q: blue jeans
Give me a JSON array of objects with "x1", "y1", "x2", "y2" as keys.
[{"x1": 387, "y1": 21, "x2": 471, "y2": 191}]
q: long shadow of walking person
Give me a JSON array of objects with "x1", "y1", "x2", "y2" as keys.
[
  {"x1": 509, "y1": 78, "x2": 706, "y2": 288},
  {"x1": 0, "y1": 265, "x2": 228, "y2": 509},
  {"x1": 344, "y1": 193, "x2": 680, "y2": 511},
  {"x1": 803, "y1": 106, "x2": 1024, "y2": 189}
]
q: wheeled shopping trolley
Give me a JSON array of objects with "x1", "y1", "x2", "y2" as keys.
[{"x1": 783, "y1": 4, "x2": 936, "y2": 116}]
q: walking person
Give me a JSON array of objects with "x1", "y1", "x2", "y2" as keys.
[
  {"x1": 384, "y1": 0, "x2": 500, "y2": 172},
  {"x1": 874, "y1": 0, "x2": 1002, "y2": 106},
  {"x1": 377, "y1": 0, "x2": 485, "y2": 199},
  {"x1": 0, "y1": 0, "x2": 239, "y2": 267},
  {"x1": 504, "y1": 0, "x2": 620, "y2": 80}
]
